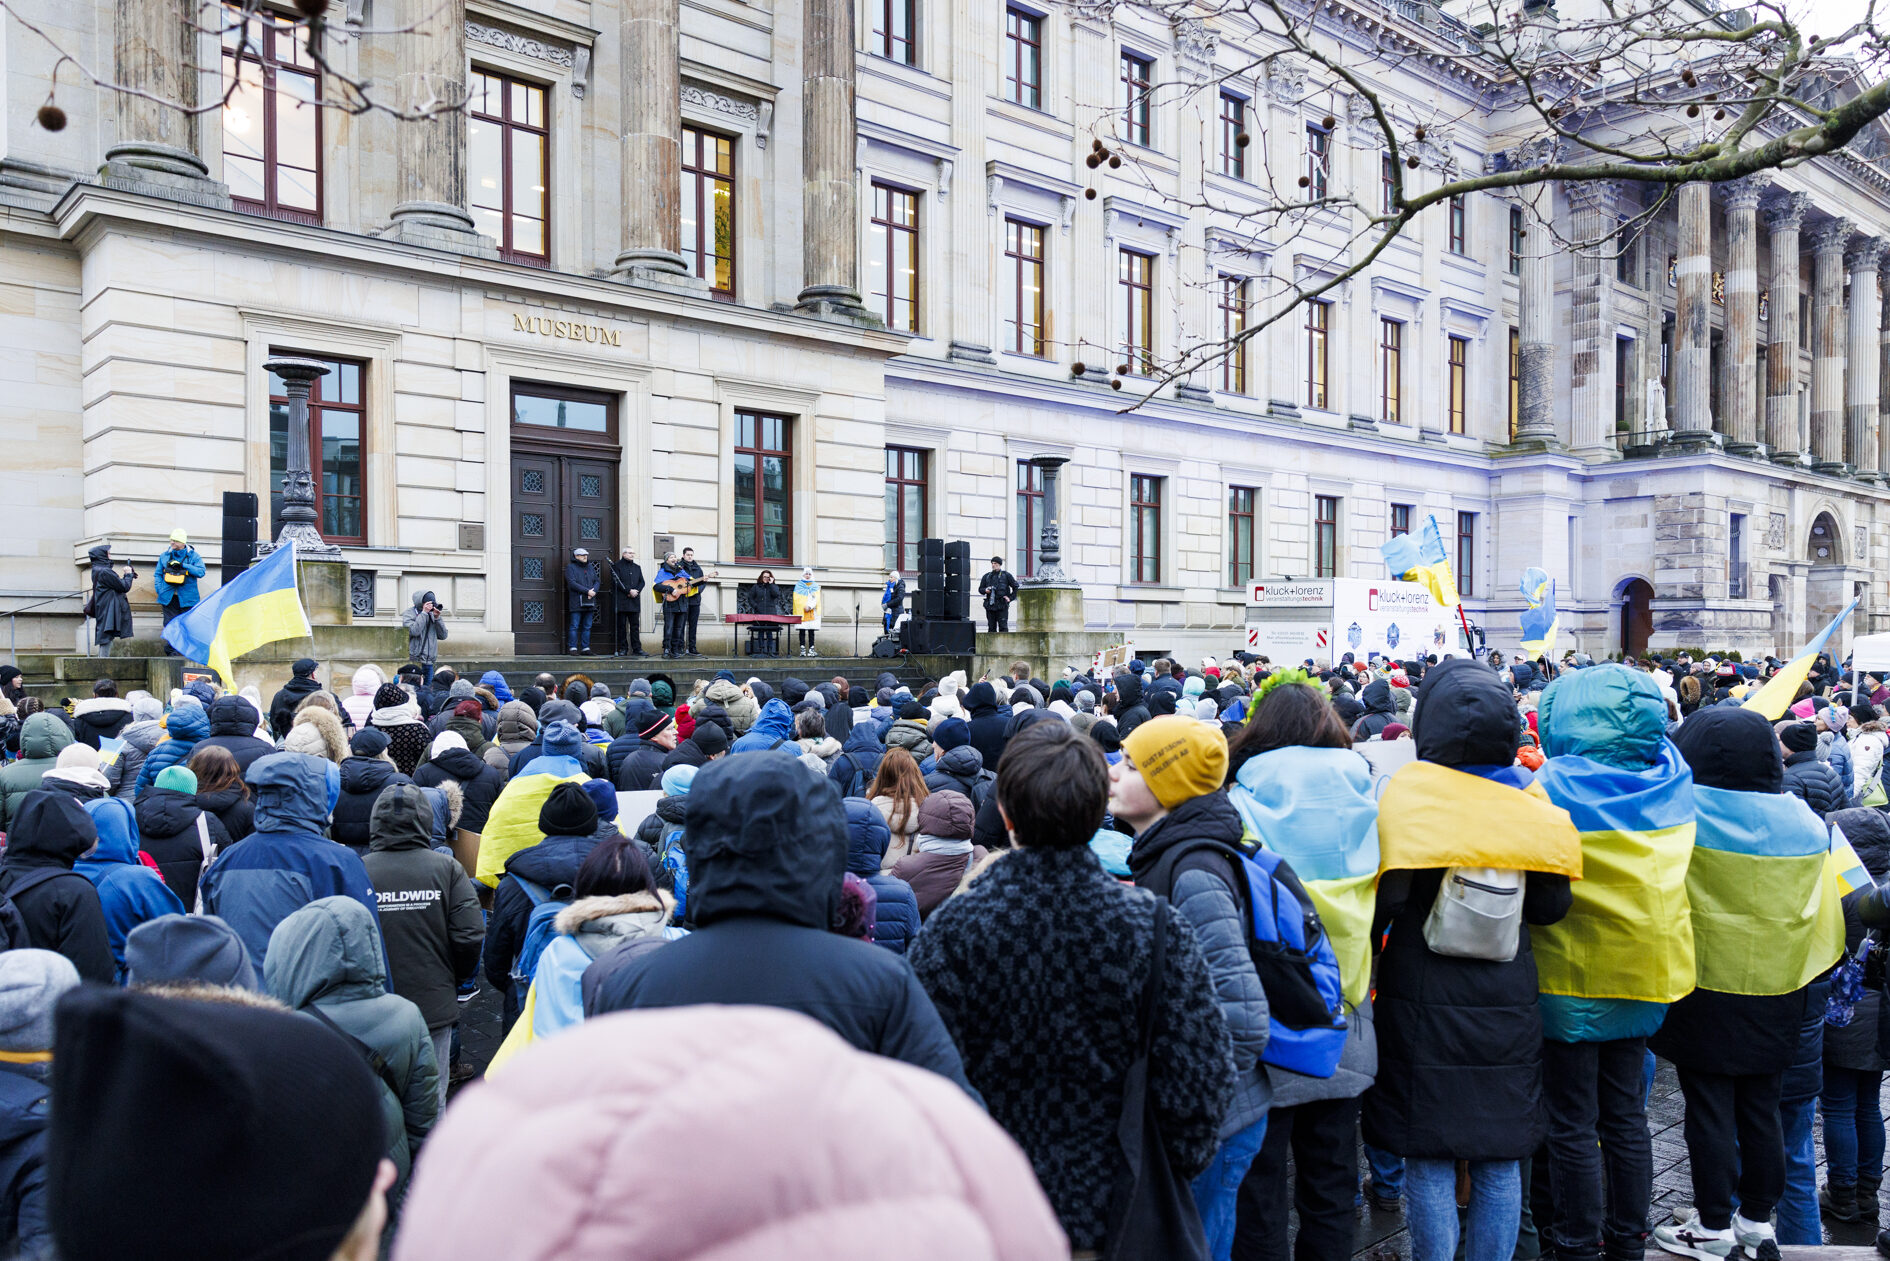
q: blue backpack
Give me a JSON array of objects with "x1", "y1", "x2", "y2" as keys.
[
  {"x1": 509, "y1": 876, "x2": 572, "y2": 989},
  {"x1": 653, "y1": 827, "x2": 689, "y2": 923},
  {"x1": 1148, "y1": 837, "x2": 1348, "y2": 1078}
]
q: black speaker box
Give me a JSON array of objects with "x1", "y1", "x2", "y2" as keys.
[
  {"x1": 919, "y1": 537, "x2": 945, "y2": 561},
  {"x1": 913, "y1": 619, "x2": 976, "y2": 655},
  {"x1": 870, "y1": 636, "x2": 899, "y2": 658},
  {"x1": 221, "y1": 491, "x2": 260, "y2": 578}
]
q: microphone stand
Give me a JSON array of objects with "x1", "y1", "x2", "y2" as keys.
[{"x1": 853, "y1": 595, "x2": 863, "y2": 657}]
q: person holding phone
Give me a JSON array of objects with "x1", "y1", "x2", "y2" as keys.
[
  {"x1": 154, "y1": 529, "x2": 206, "y2": 655},
  {"x1": 88, "y1": 545, "x2": 136, "y2": 655}
]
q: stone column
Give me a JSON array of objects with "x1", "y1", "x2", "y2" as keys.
[
  {"x1": 101, "y1": 0, "x2": 228, "y2": 204},
  {"x1": 1880, "y1": 255, "x2": 1890, "y2": 477},
  {"x1": 1721, "y1": 178, "x2": 1765, "y2": 453},
  {"x1": 1766, "y1": 193, "x2": 1808, "y2": 461},
  {"x1": 386, "y1": 0, "x2": 490, "y2": 253},
  {"x1": 796, "y1": 0, "x2": 868, "y2": 318},
  {"x1": 1513, "y1": 183, "x2": 1559, "y2": 446},
  {"x1": 1849, "y1": 236, "x2": 1884, "y2": 478},
  {"x1": 1567, "y1": 179, "x2": 1617, "y2": 452},
  {"x1": 613, "y1": 0, "x2": 687, "y2": 276},
  {"x1": 1670, "y1": 182, "x2": 1713, "y2": 446},
  {"x1": 1810, "y1": 218, "x2": 1853, "y2": 473}
]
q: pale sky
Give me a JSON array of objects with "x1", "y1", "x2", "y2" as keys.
[{"x1": 1793, "y1": 0, "x2": 1872, "y2": 39}]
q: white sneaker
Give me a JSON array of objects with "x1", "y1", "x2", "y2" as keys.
[
  {"x1": 1652, "y1": 1209, "x2": 1734, "y2": 1259},
  {"x1": 1730, "y1": 1212, "x2": 1780, "y2": 1260}
]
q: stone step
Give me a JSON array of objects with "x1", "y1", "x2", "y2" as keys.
[{"x1": 429, "y1": 652, "x2": 969, "y2": 698}]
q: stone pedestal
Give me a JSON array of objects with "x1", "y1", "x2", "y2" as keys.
[
  {"x1": 972, "y1": 585, "x2": 1118, "y2": 682},
  {"x1": 1017, "y1": 584, "x2": 1084, "y2": 632},
  {"x1": 297, "y1": 559, "x2": 353, "y2": 626}
]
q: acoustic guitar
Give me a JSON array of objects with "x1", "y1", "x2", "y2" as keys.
[{"x1": 657, "y1": 574, "x2": 699, "y2": 603}]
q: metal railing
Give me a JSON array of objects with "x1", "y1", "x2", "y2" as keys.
[{"x1": 1, "y1": 591, "x2": 85, "y2": 668}]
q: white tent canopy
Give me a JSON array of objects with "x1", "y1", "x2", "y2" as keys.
[{"x1": 1853, "y1": 633, "x2": 1890, "y2": 676}]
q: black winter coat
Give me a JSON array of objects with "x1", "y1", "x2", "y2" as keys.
[
  {"x1": 1350, "y1": 680, "x2": 1398, "y2": 740},
  {"x1": 1363, "y1": 864, "x2": 1572, "y2": 1160},
  {"x1": 267, "y1": 676, "x2": 324, "y2": 740},
  {"x1": 1783, "y1": 749, "x2": 1849, "y2": 817},
  {"x1": 963, "y1": 682, "x2": 1009, "y2": 773},
  {"x1": 196, "y1": 785, "x2": 254, "y2": 843},
  {"x1": 1109, "y1": 674, "x2": 1152, "y2": 738},
  {"x1": 482, "y1": 831, "x2": 606, "y2": 998},
  {"x1": 610, "y1": 558, "x2": 645, "y2": 608},
  {"x1": 331, "y1": 757, "x2": 411, "y2": 854},
  {"x1": 827, "y1": 725, "x2": 885, "y2": 798},
  {"x1": 1828, "y1": 807, "x2": 1890, "y2": 1072},
  {"x1": 87, "y1": 548, "x2": 132, "y2": 641},
  {"x1": 0, "y1": 792, "x2": 114, "y2": 984},
  {"x1": 132, "y1": 787, "x2": 232, "y2": 907},
  {"x1": 69, "y1": 699, "x2": 133, "y2": 750},
  {"x1": 412, "y1": 747, "x2": 506, "y2": 835},
  {"x1": 924, "y1": 744, "x2": 995, "y2": 811},
  {"x1": 615, "y1": 743, "x2": 668, "y2": 793},
  {"x1": 190, "y1": 697, "x2": 276, "y2": 774},
  {"x1": 566, "y1": 560, "x2": 600, "y2": 611},
  {"x1": 362, "y1": 785, "x2": 485, "y2": 1031}
]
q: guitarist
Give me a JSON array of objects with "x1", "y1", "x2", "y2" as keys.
[
  {"x1": 679, "y1": 547, "x2": 717, "y2": 656},
  {"x1": 654, "y1": 552, "x2": 692, "y2": 660}
]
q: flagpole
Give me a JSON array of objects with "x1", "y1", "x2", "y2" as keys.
[{"x1": 1428, "y1": 515, "x2": 1476, "y2": 655}]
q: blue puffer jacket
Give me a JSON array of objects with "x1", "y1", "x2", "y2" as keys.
[
  {"x1": 133, "y1": 703, "x2": 211, "y2": 797},
  {"x1": 842, "y1": 799, "x2": 918, "y2": 956},
  {"x1": 828, "y1": 724, "x2": 885, "y2": 798},
  {"x1": 75, "y1": 797, "x2": 184, "y2": 981},
  {"x1": 199, "y1": 753, "x2": 379, "y2": 971},
  {"x1": 728, "y1": 699, "x2": 794, "y2": 755}
]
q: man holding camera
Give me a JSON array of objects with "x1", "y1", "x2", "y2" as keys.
[
  {"x1": 401, "y1": 590, "x2": 448, "y2": 684},
  {"x1": 155, "y1": 528, "x2": 206, "y2": 656}
]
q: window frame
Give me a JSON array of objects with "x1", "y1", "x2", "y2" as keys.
[
  {"x1": 1507, "y1": 326, "x2": 1520, "y2": 441},
  {"x1": 1615, "y1": 216, "x2": 1636, "y2": 285},
  {"x1": 220, "y1": 5, "x2": 322, "y2": 225},
  {"x1": 1378, "y1": 316, "x2": 1403, "y2": 425},
  {"x1": 1219, "y1": 275, "x2": 1249, "y2": 394},
  {"x1": 1227, "y1": 485, "x2": 1257, "y2": 587},
  {"x1": 681, "y1": 125, "x2": 736, "y2": 300},
  {"x1": 1314, "y1": 494, "x2": 1339, "y2": 579},
  {"x1": 1015, "y1": 459, "x2": 1045, "y2": 577},
  {"x1": 269, "y1": 352, "x2": 366, "y2": 546},
  {"x1": 1448, "y1": 193, "x2": 1468, "y2": 255},
  {"x1": 468, "y1": 68, "x2": 550, "y2": 265},
  {"x1": 884, "y1": 446, "x2": 929, "y2": 573},
  {"x1": 1305, "y1": 299, "x2": 1330, "y2": 410},
  {"x1": 1390, "y1": 503, "x2": 1413, "y2": 537},
  {"x1": 1119, "y1": 248, "x2": 1155, "y2": 376},
  {"x1": 1381, "y1": 151, "x2": 1396, "y2": 215},
  {"x1": 1130, "y1": 474, "x2": 1164, "y2": 585},
  {"x1": 1219, "y1": 92, "x2": 1246, "y2": 179},
  {"x1": 1003, "y1": 217, "x2": 1048, "y2": 357},
  {"x1": 1447, "y1": 334, "x2": 1468, "y2": 434},
  {"x1": 1508, "y1": 206, "x2": 1524, "y2": 276},
  {"x1": 1305, "y1": 123, "x2": 1330, "y2": 200},
  {"x1": 1004, "y1": 7, "x2": 1043, "y2": 110},
  {"x1": 732, "y1": 411, "x2": 793, "y2": 564},
  {"x1": 1456, "y1": 511, "x2": 1476, "y2": 597},
  {"x1": 868, "y1": 181, "x2": 920, "y2": 333},
  {"x1": 1120, "y1": 50, "x2": 1153, "y2": 147},
  {"x1": 872, "y1": 0, "x2": 917, "y2": 65},
  {"x1": 1615, "y1": 336, "x2": 1632, "y2": 433}
]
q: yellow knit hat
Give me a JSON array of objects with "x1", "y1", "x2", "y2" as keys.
[{"x1": 1120, "y1": 716, "x2": 1229, "y2": 810}]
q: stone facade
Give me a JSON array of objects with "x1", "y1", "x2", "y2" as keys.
[{"x1": 2, "y1": 0, "x2": 1889, "y2": 664}]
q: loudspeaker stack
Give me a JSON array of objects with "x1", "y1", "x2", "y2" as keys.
[{"x1": 221, "y1": 492, "x2": 259, "y2": 579}]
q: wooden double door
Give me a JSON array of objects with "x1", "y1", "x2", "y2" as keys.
[{"x1": 511, "y1": 447, "x2": 619, "y2": 655}]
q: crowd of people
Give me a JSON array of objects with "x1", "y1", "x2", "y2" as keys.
[{"x1": 0, "y1": 639, "x2": 1882, "y2": 1260}]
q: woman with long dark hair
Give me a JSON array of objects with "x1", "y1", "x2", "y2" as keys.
[
  {"x1": 866, "y1": 747, "x2": 930, "y2": 871},
  {"x1": 187, "y1": 744, "x2": 254, "y2": 842}
]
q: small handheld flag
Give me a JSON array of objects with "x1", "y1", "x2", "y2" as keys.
[
  {"x1": 1743, "y1": 597, "x2": 1860, "y2": 721},
  {"x1": 160, "y1": 542, "x2": 312, "y2": 688},
  {"x1": 1832, "y1": 825, "x2": 1874, "y2": 897},
  {"x1": 1519, "y1": 567, "x2": 1560, "y2": 660}
]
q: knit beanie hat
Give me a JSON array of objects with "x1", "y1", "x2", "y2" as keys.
[
  {"x1": 652, "y1": 680, "x2": 674, "y2": 708},
  {"x1": 932, "y1": 717, "x2": 971, "y2": 751},
  {"x1": 49, "y1": 987, "x2": 384, "y2": 1261},
  {"x1": 661, "y1": 764, "x2": 698, "y2": 797},
  {"x1": 691, "y1": 723, "x2": 730, "y2": 757},
  {"x1": 1121, "y1": 716, "x2": 1229, "y2": 810},
  {"x1": 430, "y1": 730, "x2": 468, "y2": 758},
  {"x1": 153, "y1": 765, "x2": 198, "y2": 794},
  {"x1": 454, "y1": 699, "x2": 484, "y2": 721},
  {"x1": 848, "y1": 687, "x2": 867, "y2": 707},
  {"x1": 519, "y1": 685, "x2": 547, "y2": 713},
  {"x1": 373, "y1": 683, "x2": 408, "y2": 709},
  {"x1": 876, "y1": 687, "x2": 894, "y2": 707},
  {"x1": 0, "y1": 950, "x2": 79, "y2": 1053},
  {"x1": 55, "y1": 744, "x2": 101, "y2": 771},
  {"x1": 538, "y1": 782, "x2": 599, "y2": 837},
  {"x1": 1780, "y1": 721, "x2": 1819, "y2": 753},
  {"x1": 349, "y1": 728, "x2": 390, "y2": 758},
  {"x1": 448, "y1": 678, "x2": 475, "y2": 701},
  {"x1": 541, "y1": 719, "x2": 584, "y2": 761},
  {"x1": 638, "y1": 711, "x2": 674, "y2": 740},
  {"x1": 1074, "y1": 690, "x2": 1097, "y2": 712},
  {"x1": 123, "y1": 915, "x2": 258, "y2": 992},
  {"x1": 899, "y1": 701, "x2": 926, "y2": 721},
  {"x1": 1089, "y1": 719, "x2": 1122, "y2": 753},
  {"x1": 580, "y1": 778, "x2": 619, "y2": 824}
]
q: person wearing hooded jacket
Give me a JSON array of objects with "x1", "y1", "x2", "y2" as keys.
[
  {"x1": 1780, "y1": 720, "x2": 1848, "y2": 816},
  {"x1": 369, "y1": 684, "x2": 431, "y2": 777},
  {"x1": 86, "y1": 545, "x2": 134, "y2": 652},
  {"x1": 332, "y1": 729, "x2": 413, "y2": 854},
  {"x1": 189, "y1": 695, "x2": 274, "y2": 774},
  {"x1": 340, "y1": 664, "x2": 386, "y2": 731},
  {"x1": 893, "y1": 789, "x2": 986, "y2": 920},
  {"x1": 74, "y1": 796, "x2": 184, "y2": 982},
  {"x1": 132, "y1": 764, "x2": 231, "y2": 907},
  {"x1": 924, "y1": 723, "x2": 995, "y2": 810},
  {"x1": 0, "y1": 792, "x2": 114, "y2": 984},
  {"x1": 401, "y1": 591, "x2": 448, "y2": 682},
  {"x1": 264, "y1": 896, "x2": 439, "y2": 1203},
  {"x1": 413, "y1": 731, "x2": 506, "y2": 836},
  {"x1": 585, "y1": 750, "x2": 971, "y2": 1093},
  {"x1": 70, "y1": 680, "x2": 132, "y2": 750},
  {"x1": 267, "y1": 659, "x2": 326, "y2": 740},
  {"x1": 841, "y1": 798, "x2": 919, "y2": 955},
  {"x1": 130, "y1": 701, "x2": 208, "y2": 798},
  {"x1": 199, "y1": 752, "x2": 380, "y2": 971},
  {"x1": 728, "y1": 697, "x2": 795, "y2": 755},
  {"x1": 1350, "y1": 679, "x2": 1399, "y2": 741},
  {"x1": 1109, "y1": 671, "x2": 1152, "y2": 739},
  {"x1": 363, "y1": 784, "x2": 484, "y2": 1107},
  {"x1": 963, "y1": 680, "x2": 1011, "y2": 772},
  {"x1": 828, "y1": 719, "x2": 886, "y2": 798},
  {"x1": 0, "y1": 715, "x2": 74, "y2": 829}
]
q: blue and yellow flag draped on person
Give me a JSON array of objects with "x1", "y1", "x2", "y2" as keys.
[
  {"x1": 159, "y1": 542, "x2": 311, "y2": 689},
  {"x1": 1379, "y1": 515, "x2": 1460, "y2": 609},
  {"x1": 1376, "y1": 761, "x2": 1583, "y2": 879},
  {"x1": 1743, "y1": 597, "x2": 1859, "y2": 721},
  {"x1": 1519, "y1": 567, "x2": 1561, "y2": 660}
]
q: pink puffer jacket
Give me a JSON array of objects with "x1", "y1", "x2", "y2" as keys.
[{"x1": 391, "y1": 1005, "x2": 1068, "y2": 1261}]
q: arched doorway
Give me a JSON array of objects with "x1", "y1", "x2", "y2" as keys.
[
  {"x1": 1807, "y1": 512, "x2": 1846, "y2": 641},
  {"x1": 1808, "y1": 512, "x2": 1843, "y2": 565},
  {"x1": 1619, "y1": 578, "x2": 1654, "y2": 658}
]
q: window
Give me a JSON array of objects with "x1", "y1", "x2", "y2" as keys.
[
  {"x1": 1660, "y1": 312, "x2": 1674, "y2": 396},
  {"x1": 1455, "y1": 512, "x2": 1476, "y2": 597},
  {"x1": 1448, "y1": 194, "x2": 1468, "y2": 255},
  {"x1": 1390, "y1": 503, "x2": 1413, "y2": 536},
  {"x1": 1381, "y1": 151, "x2": 1396, "y2": 214},
  {"x1": 1799, "y1": 294, "x2": 1810, "y2": 349},
  {"x1": 1615, "y1": 216, "x2": 1635, "y2": 285},
  {"x1": 1314, "y1": 495, "x2": 1339, "y2": 579},
  {"x1": 1130, "y1": 475, "x2": 1163, "y2": 583},
  {"x1": 1379, "y1": 318, "x2": 1403, "y2": 425},
  {"x1": 1227, "y1": 486, "x2": 1256, "y2": 587},
  {"x1": 733, "y1": 412, "x2": 791, "y2": 563},
  {"x1": 1447, "y1": 334, "x2": 1468, "y2": 434},
  {"x1": 1729, "y1": 512, "x2": 1747, "y2": 598},
  {"x1": 1508, "y1": 206, "x2": 1524, "y2": 276},
  {"x1": 884, "y1": 447, "x2": 928, "y2": 572},
  {"x1": 1120, "y1": 52, "x2": 1152, "y2": 147},
  {"x1": 868, "y1": 183, "x2": 919, "y2": 332},
  {"x1": 1219, "y1": 93, "x2": 1246, "y2": 179},
  {"x1": 873, "y1": 0, "x2": 915, "y2": 65},
  {"x1": 1615, "y1": 337, "x2": 1632, "y2": 432},
  {"x1": 1219, "y1": 276, "x2": 1249, "y2": 393},
  {"x1": 1119, "y1": 249, "x2": 1154, "y2": 375},
  {"x1": 269, "y1": 355, "x2": 364, "y2": 544},
  {"x1": 221, "y1": 4, "x2": 321, "y2": 223},
  {"x1": 468, "y1": 70, "x2": 548, "y2": 263},
  {"x1": 1003, "y1": 218, "x2": 1047, "y2": 356},
  {"x1": 1305, "y1": 124, "x2": 1330, "y2": 200},
  {"x1": 1004, "y1": 7, "x2": 1042, "y2": 109},
  {"x1": 681, "y1": 126, "x2": 735, "y2": 298},
  {"x1": 1306, "y1": 301, "x2": 1330, "y2": 409},
  {"x1": 1015, "y1": 460, "x2": 1044, "y2": 577},
  {"x1": 1507, "y1": 326, "x2": 1520, "y2": 441}
]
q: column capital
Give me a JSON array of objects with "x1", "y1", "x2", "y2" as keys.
[
  {"x1": 1499, "y1": 136, "x2": 1562, "y2": 172},
  {"x1": 1718, "y1": 175, "x2": 1768, "y2": 212},
  {"x1": 1850, "y1": 235, "x2": 1886, "y2": 274},
  {"x1": 1764, "y1": 191, "x2": 1811, "y2": 233},
  {"x1": 1810, "y1": 217, "x2": 1854, "y2": 258},
  {"x1": 1565, "y1": 178, "x2": 1618, "y2": 216}
]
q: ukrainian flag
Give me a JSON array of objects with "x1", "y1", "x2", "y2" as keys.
[
  {"x1": 1531, "y1": 743, "x2": 1696, "y2": 1004},
  {"x1": 1519, "y1": 567, "x2": 1561, "y2": 660},
  {"x1": 159, "y1": 542, "x2": 311, "y2": 689},
  {"x1": 1743, "y1": 597, "x2": 1859, "y2": 720},
  {"x1": 476, "y1": 771, "x2": 590, "y2": 887},
  {"x1": 1686, "y1": 784, "x2": 1844, "y2": 995},
  {"x1": 1379, "y1": 515, "x2": 1461, "y2": 609},
  {"x1": 1831, "y1": 826, "x2": 1874, "y2": 897},
  {"x1": 1377, "y1": 761, "x2": 1583, "y2": 878}
]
